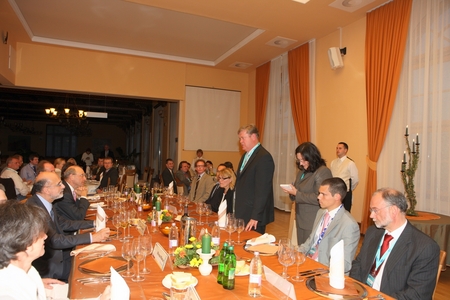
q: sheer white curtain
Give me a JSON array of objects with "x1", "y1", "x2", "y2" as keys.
[
  {"x1": 378, "y1": 0, "x2": 450, "y2": 215},
  {"x1": 264, "y1": 54, "x2": 297, "y2": 211}
]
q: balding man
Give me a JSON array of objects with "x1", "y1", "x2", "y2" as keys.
[
  {"x1": 27, "y1": 172, "x2": 110, "y2": 281},
  {"x1": 53, "y1": 166, "x2": 90, "y2": 221},
  {"x1": 1, "y1": 156, "x2": 30, "y2": 200},
  {"x1": 36, "y1": 160, "x2": 55, "y2": 175},
  {"x1": 350, "y1": 188, "x2": 439, "y2": 299}
]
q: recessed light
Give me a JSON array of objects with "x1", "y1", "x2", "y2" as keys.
[{"x1": 293, "y1": 0, "x2": 310, "y2": 4}]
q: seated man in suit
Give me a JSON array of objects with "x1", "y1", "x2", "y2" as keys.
[
  {"x1": 161, "y1": 158, "x2": 178, "y2": 194},
  {"x1": 91, "y1": 157, "x2": 104, "y2": 180},
  {"x1": 189, "y1": 159, "x2": 215, "y2": 203},
  {"x1": 350, "y1": 188, "x2": 440, "y2": 299},
  {"x1": 53, "y1": 166, "x2": 90, "y2": 221},
  {"x1": 175, "y1": 161, "x2": 191, "y2": 196},
  {"x1": 298, "y1": 177, "x2": 360, "y2": 274},
  {"x1": 27, "y1": 171, "x2": 110, "y2": 281},
  {"x1": 97, "y1": 157, "x2": 118, "y2": 191}
]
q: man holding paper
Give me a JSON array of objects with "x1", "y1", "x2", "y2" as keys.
[
  {"x1": 350, "y1": 188, "x2": 440, "y2": 299},
  {"x1": 27, "y1": 172, "x2": 110, "y2": 281},
  {"x1": 298, "y1": 177, "x2": 359, "y2": 273}
]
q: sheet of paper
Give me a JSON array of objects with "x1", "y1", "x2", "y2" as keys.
[{"x1": 152, "y1": 242, "x2": 170, "y2": 271}]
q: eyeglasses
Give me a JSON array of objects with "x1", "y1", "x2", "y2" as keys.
[
  {"x1": 369, "y1": 205, "x2": 392, "y2": 215},
  {"x1": 45, "y1": 181, "x2": 63, "y2": 188},
  {"x1": 73, "y1": 173, "x2": 86, "y2": 177},
  {"x1": 218, "y1": 177, "x2": 230, "y2": 181},
  {"x1": 196, "y1": 165, "x2": 206, "y2": 168}
]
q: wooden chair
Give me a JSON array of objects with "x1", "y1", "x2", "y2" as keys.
[{"x1": 433, "y1": 250, "x2": 446, "y2": 299}]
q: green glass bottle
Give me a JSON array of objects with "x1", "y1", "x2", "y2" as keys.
[
  {"x1": 217, "y1": 242, "x2": 229, "y2": 284},
  {"x1": 223, "y1": 246, "x2": 236, "y2": 290}
]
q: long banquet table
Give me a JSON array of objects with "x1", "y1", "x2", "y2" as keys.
[{"x1": 70, "y1": 206, "x2": 393, "y2": 300}]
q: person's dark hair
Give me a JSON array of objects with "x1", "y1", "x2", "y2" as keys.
[
  {"x1": 238, "y1": 124, "x2": 260, "y2": 139},
  {"x1": 33, "y1": 176, "x2": 50, "y2": 194},
  {"x1": 295, "y1": 142, "x2": 326, "y2": 173},
  {"x1": 166, "y1": 158, "x2": 174, "y2": 164},
  {"x1": 86, "y1": 148, "x2": 91, "y2": 152},
  {"x1": 103, "y1": 157, "x2": 113, "y2": 164},
  {"x1": 196, "y1": 149, "x2": 203, "y2": 156},
  {"x1": 223, "y1": 161, "x2": 234, "y2": 171},
  {"x1": 206, "y1": 160, "x2": 213, "y2": 165},
  {"x1": 178, "y1": 161, "x2": 188, "y2": 170},
  {"x1": 321, "y1": 178, "x2": 347, "y2": 202},
  {"x1": 338, "y1": 142, "x2": 349, "y2": 150},
  {"x1": 374, "y1": 188, "x2": 408, "y2": 213},
  {"x1": 195, "y1": 159, "x2": 206, "y2": 167},
  {"x1": 36, "y1": 160, "x2": 52, "y2": 175},
  {"x1": 0, "y1": 201, "x2": 48, "y2": 268},
  {"x1": 61, "y1": 163, "x2": 76, "y2": 179},
  {"x1": 28, "y1": 153, "x2": 39, "y2": 161}
]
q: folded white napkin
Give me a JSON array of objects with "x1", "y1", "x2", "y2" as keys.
[
  {"x1": 263, "y1": 266, "x2": 297, "y2": 300},
  {"x1": 111, "y1": 266, "x2": 130, "y2": 300},
  {"x1": 218, "y1": 200, "x2": 227, "y2": 227},
  {"x1": 86, "y1": 195, "x2": 101, "y2": 201},
  {"x1": 70, "y1": 243, "x2": 116, "y2": 256},
  {"x1": 96, "y1": 205, "x2": 106, "y2": 232},
  {"x1": 246, "y1": 233, "x2": 276, "y2": 246},
  {"x1": 89, "y1": 202, "x2": 105, "y2": 208},
  {"x1": 329, "y1": 239, "x2": 345, "y2": 289},
  {"x1": 45, "y1": 283, "x2": 69, "y2": 300}
]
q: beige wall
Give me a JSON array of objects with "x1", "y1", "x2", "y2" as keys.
[{"x1": 315, "y1": 17, "x2": 368, "y2": 222}]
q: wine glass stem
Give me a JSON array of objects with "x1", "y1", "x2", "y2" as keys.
[
  {"x1": 282, "y1": 265, "x2": 288, "y2": 279},
  {"x1": 127, "y1": 260, "x2": 130, "y2": 273},
  {"x1": 296, "y1": 263, "x2": 299, "y2": 278},
  {"x1": 123, "y1": 228, "x2": 126, "y2": 241},
  {"x1": 143, "y1": 256, "x2": 147, "y2": 271},
  {"x1": 137, "y1": 261, "x2": 140, "y2": 278}
]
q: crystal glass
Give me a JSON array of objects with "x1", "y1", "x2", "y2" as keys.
[
  {"x1": 204, "y1": 204, "x2": 212, "y2": 226},
  {"x1": 121, "y1": 240, "x2": 134, "y2": 277},
  {"x1": 140, "y1": 235, "x2": 153, "y2": 274},
  {"x1": 111, "y1": 214, "x2": 120, "y2": 240},
  {"x1": 119, "y1": 211, "x2": 128, "y2": 242},
  {"x1": 278, "y1": 241, "x2": 295, "y2": 279},
  {"x1": 131, "y1": 238, "x2": 145, "y2": 282},
  {"x1": 225, "y1": 215, "x2": 236, "y2": 244},
  {"x1": 196, "y1": 203, "x2": 204, "y2": 225},
  {"x1": 235, "y1": 219, "x2": 245, "y2": 245},
  {"x1": 127, "y1": 209, "x2": 136, "y2": 238},
  {"x1": 291, "y1": 245, "x2": 306, "y2": 282}
]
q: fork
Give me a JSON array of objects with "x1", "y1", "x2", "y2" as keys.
[{"x1": 79, "y1": 250, "x2": 113, "y2": 259}]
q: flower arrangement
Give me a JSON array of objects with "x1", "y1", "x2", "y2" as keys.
[
  {"x1": 174, "y1": 237, "x2": 219, "y2": 267},
  {"x1": 146, "y1": 209, "x2": 174, "y2": 223}
]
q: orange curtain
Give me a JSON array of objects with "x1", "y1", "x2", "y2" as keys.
[
  {"x1": 288, "y1": 43, "x2": 310, "y2": 144},
  {"x1": 255, "y1": 62, "x2": 271, "y2": 142},
  {"x1": 362, "y1": 0, "x2": 412, "y2": 233}
]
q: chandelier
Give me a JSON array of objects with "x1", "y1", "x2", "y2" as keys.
[
  {"x1": 44, "y1": 98, "x2": 91, "y2": 136},
  {"x1": 45, "y1": 107, "x2": 87, "y2": 119}
]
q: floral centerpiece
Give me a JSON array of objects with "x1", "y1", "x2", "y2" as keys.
[
  {"x1": 147, "y1": 209, "x2": 174, "y2": 223},
  {"x1": 174, "y1": 237, "x2": 219, "y2": 267}
]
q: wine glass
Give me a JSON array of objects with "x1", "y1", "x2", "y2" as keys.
[
  {"x1": 235, "y1": 219, "x2": 245, "y2": 245},
  {"x1": 196, "y1": 203, "x2": 204, "y2": 225},
  {"x1": 204, "y1": 204, "x2": 212, "y2": 226},
  {"x1": 121, "y1": 240, "x2": 134, "y2": 278},
  {"x1": 119, "y1": 211, "x2": 128, "y2": 242},
  {"x1": 278, "y1": 242, "x2": 295, "y2": 279},
  {"x1": 177, "y1": 195, "x2": 184, "y2": 214},
  {"x1": 111, "y1": 214, "x2": 120, "y2": 240},
  {"x1": 291, "y1": 245, "x2": 306, "y2": 282},
  {"x1": 225, "y1": 215, "x2": 236, "y2": 244},
  {"x1": 131, "y1": 238, "x2": 145, "y2": 282},
  {"x1": 127, "y1": 209, "x2": 136, "y2": 238},
  {"x1": 140, "y1": 235, "x2": 153, "y2": 274}
]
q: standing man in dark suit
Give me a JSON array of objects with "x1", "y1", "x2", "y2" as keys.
[
  {"x1": 53, "y1": 166, "x2": 90, "y2": 221},
  {"x1": 27, "y1": 172, "x2": 110, "y2": 281},
  {"x1": 350, "y1": 188, "x2": 440, "y2": 299},
  {"x1": 97, "y1": 157, "x2": 119, "y2": 191},
  {"x1": 235, "y1": 124, "x2": 275, "y2": 234},
  {"x1": 99, "y1": 144, "x2": 114, "y2": 160},
  {"x1": 162, "y1": 158, "x2": 178, "y2": 194}
]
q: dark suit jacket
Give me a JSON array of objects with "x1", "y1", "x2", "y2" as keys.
[
  {"x1": 205, "y1": 186, "x2": 234, "y2": 214},
  {"x1": 99, "y1": 150, "x2": 114, "y2": 159},
  {"x1": 53, "y1": 181, "x2": 90, "y2": 221},
  {"x1": 175, "y1": 170, "x2": 191, "y2": 196},
  {"x1": 162, "y1": 168, "x2": 178, "y2": 194},
  {"x1": 98, "y1": 167, "x2": 119, "y2": 189},
  {"x1": 27, "y1": 195, "x2": 93, "y2": 280},
  {"x1": 350, "y1": 222, "x2": 440, "y2": 299},
  {"x1": 235, "y1": 144, "x2": 275, "y2": 227}
]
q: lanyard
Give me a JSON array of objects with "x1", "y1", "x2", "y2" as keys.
[
  {"x1": 373, "y1": 235, "x2": 397, "y2": 271},
  {"x1": 315, "y1": 205, "x2": 343, "y2": 246}
]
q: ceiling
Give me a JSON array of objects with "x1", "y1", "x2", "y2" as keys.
[{"x1": 1, "y1": 0, "x2": 388, "y2": 130}]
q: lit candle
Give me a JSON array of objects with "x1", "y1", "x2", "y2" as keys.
[
  {"x1": 412, "y1": 139, "x2": 415, "y2": 152},
  {"x1": 403, "y1": 151, "x2": 406, "y2": 162},
  {"x1": 405, "y1": 125, "x2": 409, "y2": 136},
  {"x1": 416, "y1": 133, "x2": 419, "y2": 144},
  {"x1": 202, "y1": 230, "x2": 211, "y2": 254},
  {"x1": 401, "y1": 162, "x2": 405, "y2": 172}
]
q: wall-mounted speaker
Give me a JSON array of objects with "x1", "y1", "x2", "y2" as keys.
[{"x1": 328, "y1": 47, "x2": 344, "y2": 70}]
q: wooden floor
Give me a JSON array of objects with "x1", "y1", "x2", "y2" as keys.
[{"x1": 267, "y1": 209, "x2": 449, "y2": 300}]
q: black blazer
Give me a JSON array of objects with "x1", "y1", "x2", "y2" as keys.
[
  {"x1": 235, "y1": 144, "x2": 275, "y2": 227},
  {"x1": 350, "y1": 222, "x2": 440, "y2": 299},
  {"x1": 27, "y1": 195, "x2": 93, "y2": 280},
  {"x1": 53, "y1": 181, "x2": 90, "y2": 221},
  {"x1": 205, "y1": 185, "x2": 234, "y2": 214},
  {"x1": 98, "y1": 167, "x2": 119, "y2": 189},
  {"x1": 162, "y1": 168, "x2": 178, "y2": 194},
  {"x1": 99, "y1": 150, "x2": 114, "y2": 159}
]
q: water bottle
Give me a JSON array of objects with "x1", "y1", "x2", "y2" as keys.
[
  {"x1": 168, "y1": 222, "x2": 178, "y2": 256},
  {"x1": 151, "y1": 207, "x2": 158, "y2": 233},
  {"x1": 211, "y1": 221, "x2": 220, "y2": 247},
  {"x1": 217, "y1": 242, "x2": 229, "y2": 284},
  {"x1": 248, "y1": 252, "x2": 263, "y2": 297},
  {"x1": 164, "y1": 197, "x2": 170, "y2": 210},
  {"x1": 223, "y1": 246, "x2": 236, "y2": 290}
]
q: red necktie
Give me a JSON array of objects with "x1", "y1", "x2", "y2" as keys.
[{"x1": 380, "y1": 233, "x2": 393, "y2": 257}]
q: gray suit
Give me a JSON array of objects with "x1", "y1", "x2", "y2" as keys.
[
  {"x1": 350, "y1": 222, "x2": 440, "y2": 299},
  {"x1": 299, "y1": 207, "x2": 360, "y2": 273},
  {"x1": 291, "y1": 165, "x2": 332, "y2": 244},
  {"x1": 189, "y1": 173, "x2": 215, "y2": 203}
]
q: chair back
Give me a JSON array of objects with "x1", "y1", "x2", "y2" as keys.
[
  {"x1": 433, "y1": 250, "x2": 446, "y2": 299},
  {"x1": 0, "y1": 178, "x2": 17, "y2": 200},
  {"x1": 142, "y1": 167, "x2": 150, "y2": 182}
]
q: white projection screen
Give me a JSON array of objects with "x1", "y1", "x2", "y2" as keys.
[{"x1": 184, "y1": 86, "x2": 240, "y2": 151}]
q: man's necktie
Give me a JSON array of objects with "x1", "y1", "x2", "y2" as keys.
[
  {"x1": 240, "y1": 153, "x2": 250, "y2": 171},
  {"x1": 310, "y1": 212, "x2": 330, "y2": 260},
  {"x1": 72, "y1": 190, "x2": 77, "y2": 202},
  {"x1": 369, "y1": 233, "x2": 394, "y2": 276},
  {"x1": 50, "y1": 209, "x2": 55, "y2": 221},
  {"x1": 193, "y1": 176, "x2": 200, "y2": 201}
]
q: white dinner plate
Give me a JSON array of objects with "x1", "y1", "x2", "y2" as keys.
[
  {"x1": 235, "y1": 269, "x2": 250, "y2": 276},
  {"x1": 162, "y1": 274, "x2": 198, "y2": 289}
]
